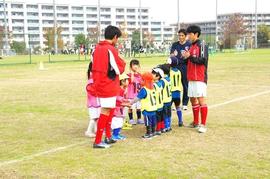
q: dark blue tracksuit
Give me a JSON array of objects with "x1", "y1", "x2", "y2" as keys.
[{"x1": 170, "y1": 41, "x2": 191, "y2": 106}]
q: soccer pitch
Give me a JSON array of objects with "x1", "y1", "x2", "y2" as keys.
[{"x1": 0, "y1": 49, "x2": 270, "y2": 178}]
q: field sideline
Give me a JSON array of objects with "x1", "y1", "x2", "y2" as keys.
[{"x1": 0, "y1": 49, "x2": 270, "y2": 178}]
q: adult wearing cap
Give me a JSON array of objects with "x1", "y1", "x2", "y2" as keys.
[{"x1": 170, "y1": 29, "x2": 191, "y2": 110}]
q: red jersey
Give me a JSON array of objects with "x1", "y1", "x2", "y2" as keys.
[
  {"x1": 187, "y1": 40, "x2": 209, "y2": 83},
  {"x1": 90, "y1": 41, "x2": 126, "y2": 98}
]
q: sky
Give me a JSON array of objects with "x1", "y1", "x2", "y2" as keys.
[{"x1": 19, "y1": 0, "x2": 270, "y2": 24}]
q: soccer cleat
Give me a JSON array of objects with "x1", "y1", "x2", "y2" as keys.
[
  {"x1": 155, "y1": 131, "x2": 162, "y2": 135},
  {"x1": 166, "y1": 128, "x2": 172, "y2": 132},
  {"x1": 129, "y1": 119, "x2": 137, "y2": 125},
  {"x1": 85, "y1": 132, "x2": 96, "y2": 138},
  {"x1": 182, "y1": 105, "x2": 188, "y2": 111},
  {"x1": 112, "y1": 135, "x2": 121, "y2": 141},
  {"x1": 161, "y1": 129, "x2": 166, "y2": 133},
  {"x1": 188, "y1": 122, "x2": 200, "y2": 129},
  {"x1": 137, "y1": 119, "x2": 144, "y2": 124},
  {"x1": 178, "y1": 122, "x2": 184, "y2": 127},
  {"x1": 104, "y1": 137, "x2": 117, "y2": 144},
  {"x1": 142, "y1": 133, "x2": 153, "y2": 139},
  {"x1": 93, "y1": 142, "x2": 111, "y2": 149},
  {"x1": 118, "y1": 134, "x2": 126, "y2": 140},
  {"x1": 198, "y1": 125, "x2": 207, "y2": 133}
]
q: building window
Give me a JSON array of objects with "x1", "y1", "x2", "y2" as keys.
[
  {"x1": 72, "y1": 21, "x2": 84, "y2": 25},
  {"x1": 42, "y1": 13, "x2": 53, "y2": 17},
  {"x1": 87, "y1": 14, "x2": 97, "y2": 18},
  {"x1": 72, "y1": 6, "x2": 83, "y2": 11},
  {"x1": 72, "y1": 14, "x2": 83, "y2": 18},
  {"x1": 11, "y1": 4, "x2": 23, "y2": 9},
  {"x1": 116, "y1": 8, "x2": 124, "y2": 13},
  {"x1": 11, "y1": 12, "x2": 24, "y2": 16},
  {"x1": 101, "y1": 21, "x2": 111, "y2": 25},
  {"x1": 101, "y1": 8, "x2": 111, "y2": 12},
  {"x1": 127, "y1": 9, "x2": 135, "y2": 13},
  {"x1": 87, "y1": 21, "x2": 97, "y2": 25},
  {"x1": 57, "y1": 13, "x2": 68, "y2": 18},
  {"x1": 127, "y1": 15, "x2": 135, "y2": 19},
  {"x1": 28, "y1": 20, "x2": 39, "y2": 23},
  {"x1": 101, "y1": 14, "x2": 111, "y2": 19},
  {"x1": 116, "y1": 15, "x2": 124, "y2": 19},
  {"x1": 26, "y1": 5, "x2": 38, "y2": 9},
  {"x1": 27, "y1": 12, "x2": 38, "y2": 16},
  {"x1": 42, "y1": 5, "x2": 53, "y2": 10},
  {"x1": 86, "y1": 7, "x2": 97, "y2": 11},
  {"x1": 57, "y1": 6, "x2": 68, "y2": 10}
]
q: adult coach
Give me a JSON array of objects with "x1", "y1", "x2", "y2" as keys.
[
  {"x1": 182, "y1": 25, "x2": 209, "y2": 133},
  {"x1": 90, "y1": 25, "x2": 126, "y2": 148},
  {"x1": 170, "y1": 29, "x2": 191, "y2": 110}
]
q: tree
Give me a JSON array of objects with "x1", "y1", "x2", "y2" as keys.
[
  {"x1": 43, "y1": 26, "x2": 64, "y2": 50},
  {"x1": 257, "y1": 24, "x2": 270, "y2": 47},
  {"x1": 75, "y1": 33, "x2": 86, "y2": 47},
  {"x1": 10, "y1": 41, "x2": 26, "y2": 54},
  {"x1": 143, "y1": 31, "x2": 155, "y2": 47},
  {"x1": 87, "y1": 26, "x2": 99, "y2": 44},
  {"x1": 222, "y1": 13, "x2": 247, "y2": 48},
  {"x1": 0, "y1": 26, "x2": 12, "y2": 49},
  {"x1": 131, "y1": 29, "x2": 140, "y2": 47}
]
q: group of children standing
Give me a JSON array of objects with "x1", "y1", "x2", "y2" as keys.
[{"x1": 85, "y1": 25, "x2": 209, "y2": 149}]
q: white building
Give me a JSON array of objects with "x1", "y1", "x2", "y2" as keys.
[
  {"x1": 174, "y1": 13, "x2": 270, "y2": 46},
  {"x1": 0, "y1": 1, "x2": 174, "y2": 49}
]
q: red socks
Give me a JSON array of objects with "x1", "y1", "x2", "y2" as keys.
[
  {"x1": 200, "y1": 105, "x2": 208, "y2": 125},
  {"x1": 192, "y1": 104, "x2": 200, "y2": 125},
  {"x1": 105, "y1": 108, "x2": 115, "y2": 139},
  {"x1": 156, "y1": 121, "x2": 162, "y2": 131},
  {"x1": 94, "y1": 108, "x2": 115, "y2": 144},
  {"x1": 94, "y1": 114, "x2": 109, "y2": 144}
]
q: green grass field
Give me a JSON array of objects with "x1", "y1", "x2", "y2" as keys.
[{"x1": 0, "y1": 49, "x2": 270, "y2": 178}]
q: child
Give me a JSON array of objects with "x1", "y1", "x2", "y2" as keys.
[
  {"x1": 85, "y1": 62, "x2": 100, "y2": 138},
  {"x1": 182, "y1": 25, "x2": 209, "y2": 133},
  {"x1": 152, "y1": 67, "x2": 165, "y2": 135},
  {"x1": 127, "y1": 59, "x2": 143, "y2": 125},
  {"x1": 168, "y1": 56, "x2": 184, "y2": 127},
  {"x1": 111, "y1": 73, "x2": 130, "y2": 140},
  {"x1": 159, "y1": 64, "x2": 172, "y2": 132},
  {"x1": 129, "y1": 72, "x2": 157, "y2": 139}
]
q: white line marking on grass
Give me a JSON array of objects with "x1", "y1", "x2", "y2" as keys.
[
  {"x1": 1, "y1": 89, "x2": 270, "y2": 167},
  {"x1": 0, "y1": 141, "x2": 87, "y2": 167}
]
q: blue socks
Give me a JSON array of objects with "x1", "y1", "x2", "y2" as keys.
[
  {"x1": 113, "y1": 128, "x2": 121, "y2": 136},
  {"x1": 176, "y1": 107, "x2": 183, "y2": 124}
]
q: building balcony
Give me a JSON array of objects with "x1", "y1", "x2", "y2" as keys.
[
  {"x1": 27, "y1": 8, "x2": 39, "y2": 12},
  {"x1": 27, "y1": 16, "x2": 39, "y2": 19},
  {"x1": 11, "y1": 15, "x2": 24, "y2": 19},
  {"x1": 28, "y1": 23, "x2": 40, "y2": 27},
  {"x1": 28, "y1": 31, "x2": 40, "y2": 34}
]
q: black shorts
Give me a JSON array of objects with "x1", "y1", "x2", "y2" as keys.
[
  {"x1": 172, "y1": 98, "x2": 181, "y2": 107},
  {"x1": 163, "y1": 105, "x2": 171, "y2": 118}
]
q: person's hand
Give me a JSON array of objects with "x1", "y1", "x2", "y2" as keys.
[
  {"x1": 121, "y1": 101, "x2": 131, "y2": 107},
  {"x1": 183, "y1": 50, "x2": 190, "y2": 59}
]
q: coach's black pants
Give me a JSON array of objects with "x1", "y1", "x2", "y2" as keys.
[{"x1": 180, "y1": 64, "x2": 189, "y2": 106}]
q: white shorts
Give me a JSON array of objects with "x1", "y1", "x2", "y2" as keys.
[
  {"x1": 111, "y1": 117, "x2": 124, "y2": 129},
  {"x1": 99, "y1": 97, "x2": 117, "y2": 108},
  {"x1": 130, "y1": 101, "x2": 141, "y2": 110},
  {"x1": 188, "y1": 81, "x2": 207, "y2": 97},
  {"x1": 88, "y1": 107, "x2": 101, "y2": 120}
]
